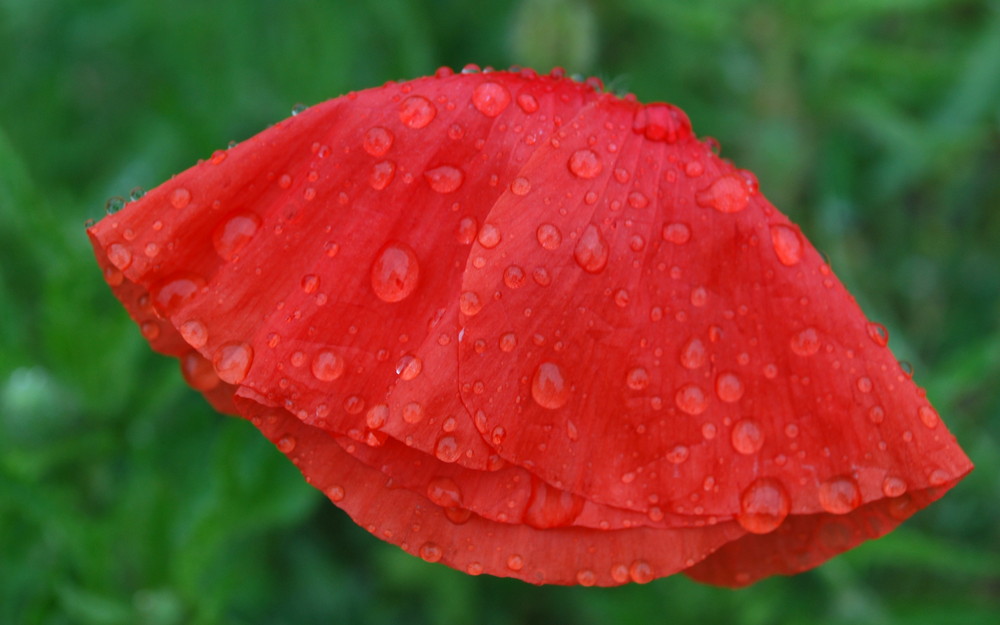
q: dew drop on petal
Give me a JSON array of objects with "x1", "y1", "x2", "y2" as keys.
[
  {"x1": 536, "y1": 223, "x2": 562, "y2": 250},
  {"x1": 213, "y1": 341, "x2": 253, "y2": 384},
  {"x1": 180, "y1": 350, "x2": 220, "y2": 391},
  {"x1": 419, "y1": 542, "x2": 443, "y2": 562},
  {"x1": 311, "y1": 350, "x2": 345, "y2": 381},
  {"x1": 179, "y1": 319, "x2": 208, "y2": 349},
  {"x1": 399, "y1": 95, "x2": 436, "y2": 129},
  {"x1": 715, "y1": 372, "x2": 744, "y2": 402},
  {"x1": 425, "y1": 165, "x2": 464, "y2": 193},
  {"x1": 882, "y1": 476, "x2": 907, "y2": 498},
  {"x1": 396, "y1": 353, "x2": 423, "y2": 380},
  {"x1": 695, "y1": 174, "x2": 749, "y2": 213},
  {"x1": 369, "y1": 160, "x2": 396, "y2": 190},
  {"x1": 363, "y1": 126, "x2": 394, "y2": 156},
  {"x1": 918, "y1": 405, "x2": 939, "y2": 429},
  {"x1": 662, "y1": 222, "x2": 691, "y2": 245},
  {"x1": 371, "y1": 242, "x2": 419, "y2": 302},
  {"x1": 426, "y1": 476, "x2": 463, "y2": 508},
  {"x1": 516, "y1": 92, "x2": 539, "y2": 113},
  {"x1": 790, "y1": 327, "x2": 820, "y2": 356},
  {"x1": 477, "y1": 223, "x2": 501, "y2": 248},
  {"x1": 531, "y1": 362, "x2": 571, "y2": 410},
  {"x1": 737, "y1": 478, "x2": 790, "y2": 534},
  {"x1": 510, "y1": 176, "x2": 531, "y2": 196},
  {"x1": 818, "y1": 476, "x2": 861, "y2": 514},
  {"x1": 770, "y1": 224, "x2": 802, "y2": 266},
  {"x1": 731, "y1": 419, "x2": 764, "y2": 454},
  {"x1": 327, "y1": 485, "x2": 345, "y2": 502},
  {"x1": 629, "y1": 560, "x2": 654, "y2": 584},
  {"x1": 402, "y1": 401, "x2": 424, "y2": 424},
  {"x1": 576, "y1": 569, "x2": 597, "y2": 586},
  {"x1": 276, "y1": 435, "x2": 296, "y2": 453},
  {"x1": 170, "y1": 187, "x2": 191, "y2": 209},
  {"x1": 499, "y1": 332, "x2": 517, "y2": 352},
  {"x1": 472, "y1": 81, "x2": 511, "y2": 117},
  {"x1": 506, "y1": 554, "x2": 524, "y2": 571},
  {"x1": 568, "y1": 149, "x2": 602, "y2": 179},
  {"x1": 459, "y1": 291, "x2": 483, "y2": 316},
  {"x1": 626, "y1": 367, "x2": 650, "y2": 391},
  {"x1": 867, "y1": 322, "x2": 889, "y2": 347},
  {"x1": 574, "y1": 224, "x2": 609, "y2": 273},
  {"x1": 151, "y1": 273, "x2": 205, "y2": 314},
  {"x1": 434, "y1": 436, "x2": 461, "y2": 463},
  {"x1": 106, "y1": 243, "x2": 132, "y2": 270},
  {"x1": 675, "y1": 384, "x2": 707, "y2": 415},
  {"x1": 503, "y1": 265, "x2": 526, "y2": 289},
  {"x1": 679, "y1": 337, "x2": 707, "y2": 369}
]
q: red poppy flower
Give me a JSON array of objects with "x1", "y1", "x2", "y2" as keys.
[{"x1": 88, "y1": 67, "x2": 972, "y2": 587}]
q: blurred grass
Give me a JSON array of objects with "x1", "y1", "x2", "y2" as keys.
[{"x1": 1, "y1": 0, "x2": 998, "y2": 623}]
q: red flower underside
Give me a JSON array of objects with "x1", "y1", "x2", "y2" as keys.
[{"x1": 88, "y1": 68, "x2": 972, "y2": 587}]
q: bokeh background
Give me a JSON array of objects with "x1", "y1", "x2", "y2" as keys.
[{"x1": 2, "y1": 0, "x2": 998, "y2": 623}]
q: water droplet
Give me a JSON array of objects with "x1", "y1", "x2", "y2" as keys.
[
  {"x1": 129, "y1": 186, "x2": 146, "y2": 201},
  {"x1": 363, "y1": 126, "x2": 394, "y2": 156},
  {"x1": 882, "y1": 476, "x2": 907, "y2": 498},
  {"x1": 715, "y1": 372, "x2": 744, "y2": 402},
  {"x1": 510, "y1": 176, "x2": 531, "y2": 196},
  {"x1": 365, "y1": 404, "x2": 388, "y2": 429},
  {"x1": 523, "y1": 479, "x2": 584, "y2": 529},
  {"x1": 769, "y1": 224, "x2": 803, "y2": 267},
  {"x1": 179, "y1": 319, "x2": 208, "y2": 348},
  {"x1": 106, "y1": 243, "x2": 132, "y2": 270},
  {"x1": 918, "y1": 405, "x2": 939, "y2": 429},
  {"x1": 419, "y1": 542, "x2": 443, "y2": 562},
  {"x1": 626, "y1": 367, "x2": 650, "y2": 391},
  {"x1": 213, "y1": 341, "x2": 253, "y2": 384},
  {"x1": 573, "y1": 224, "x2": 609, "y2": 273},
  {"x1": 866, "y1": 322, "x2": 889, "y2": 347},
  {"x1": 536, "y1": 223, "x2": 562, "y2": 250},
  {"x1": 695, "y1": 174, "x2": 749, "y2": 213},
  {"x1": 731, "y1": 419, "x2": 764, "y2": 454},
  {"x1": 395, "y1": 354, "x2": 423, "y2": 380},
  {"x1": 789, "y1": 327, "x2": 820, "y2": 356},
  {"x1": 311, "y1": 350, "x2": 345, "y2": 381},
  {"x1": 868, "y1": 405, "x2": 886, "y2": 424},
  {"x1": 371, "y1": 242, "x2": 420, "y2": 302},
  {"x1": 576, "y1": 569, "x2": 597, "y2": 586},
  {"x1": 434, "y1": 436, "x2": 461, "y2": 463},
  {"x1": 477, "y1": 223, "x2": 501, "y2": 248},
  {"x1": 399, "y1": 95, "x2": 437, "y2": 129},
  {"x1": 425, "y1": 165, "x2": 464, "y2": 193},
  {"x1": 679, "y1": 337, "x2": 707, "y2": 369},
  {"x1": 499, "y1": 332, "x2": 517, "y2": 352},
  {"x1": 506, "y1": 554, "x2": 524, "y2": 571},
  {"x1": 662, "y1": 222, "x2": 691, "y2": 245},
  {"x1": 151, "y1": 273, "x2": 205, "y2": 314},
  {"x1": 326, "y1": 485, "x2": 345, "y2": 502},
  {"x1": 666, "y1": 445, "x2": 689, "y2": 464},
  {"x1": 369, "y1": 160, "x2": 396, "y2": 190},
  {"x1": 427, "y1": 476, "x2": 463, "y2": 509},
  {"x1": 531, "y1": 362, "x2": 571, "y2": 409},
  {"x1": 629, "y1": 560, "x2": 654, "y2": 584},
  {"x1": 675, "y1": 384, "x2": 707, "y2": 415},
  {"x1": 818, "y1": 475, "x2": 861, "y2": 514},
  {"x1": 212, "y1": 212, "x2": 262, "y2": 261},
  {"x1": 276, "y1": 435, "x2": 296, "y2": 453},
  {"x1": 627, "y1": 191, "x2": 649, "y2": 209},
  {"x1": 402, "y1": 401, "x2": 424, "y2": 424},
  {"x1": 856, "y1": 376, "x2": 873, "y2": 393},
  {"x1": 291, "y1": 103, "x2": 307, "y2": 116},
  {"x1": 737, "y1": 478, "x2": 790, "y2": 534},
  {"x1": 181, "y1": 350, "x2": 220, "y2": 391},
  {"x1": 104, "y1": 196, "x2": 125, "y2": 215},
  {"x1": 503, "y1": 265, "x2": 526, "y2": 289},
  {"x1": 568, "y1": 149, "x2": 602, "y2": 179},
  {"x1": 516, "y1": 93, "x2": 539, "y2": 113},
  {"x1": 169, "y1": 187, "x2": 191, "y2": 209},
  {"x1": 459, "y1": 291, "x2": 483, "y2": 316},
  {"x1": 632, "y1": 103, "x2": 690, "y2": 143},
  {"x1": 472, "y1": 81, "x2": 511, "y2": 117}
]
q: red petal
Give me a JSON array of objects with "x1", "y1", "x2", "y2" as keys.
[{"x1": 88, "y1": 67, "x2": 972, "y2": 587}]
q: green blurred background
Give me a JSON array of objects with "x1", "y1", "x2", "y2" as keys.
[{"x1": 1, "y1": 0, "x2": 998, "y2": 623}]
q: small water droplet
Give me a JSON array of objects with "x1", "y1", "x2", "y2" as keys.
[
  {"x1": 477, "y1": 223, "x2": 501, "y2": 248},
  {"x1": 399, "y1": 95, "x2": 437, "y2": 129},
  {"x1": 632, "y1": 103, "x2": 690, "y2": 143},
  {"x1": 499, "y1": 332, "x2": 517, "y2": 352},
  {"x1": 576, "y1": 569, "x2": 597, "y2": 586},
  {"x1": 629, "y1": 560, "x2": 654, "y2": 584},
  {"x1": 104, "y1": 196, "x2": 125, "y2": 215},
  {"x1": 426, "y1": 476, "x2": 463, "y2": 509},
  {"x1": 212, "y1": 212, "x2": 262, "y2": 261},
  {"x1": 151, "y1": 273, "x2": 205, "y2": 314},
  {"x1": 369, "y1": 160, "x2": 396, "y2": 190},
  {"x1": 510, "y1": 176, "x2": 531, "y2": 196},
  {"x1": 516, "y1": 92, "x2": 539, "y2": 113},
  {"x1": 434, "y1": 435, "x2": 461, "y2": 463},
  {"x1": 371, "y1": 241, "x2": 420, "y2": 302},
  {"x1": 918, "y1": 405, "x2": 939, "y2": 429},
  {"x1": 737, "y1": 478, "x2": 790, "y2": 534},
  {"x1": 181, "y1": 350, "x2": 220, "y2": 391},
  {"x1": 715, "y1": 372, "x2": 744, "y2": 402},
  {"x1": 626, "y1": 367, "x2": 649, "y2": 391},
  {"x1": 568, "y1": 149, "x2": 603, "y2": 179},
  {"x1": 868, "y1": 405, "x2": 886, "y2": 424},
  {"x1": 574, "y1": 224, "x2": 609, "y2": 273},
  {"x1": 363, "y1": 126, "x2": 394, "y2": 156},
  {"x1": 675, "y1": 383, "x2": 707, "y2": 415},
  {"x1": 866, "y1": 322, "x2": 889, "y2": 347},
  {"x1": 425, "y1": 165, "x2": 464, "y2": 193},
  {"x1": 856, "y1": 376, "x2": 873, "y2": 393},
  {"x1": 472, "y1": 81, "x2": 511, "y2": 117},
  {"x1": 531, "y1": 362, "x2": 571, "y2": 409},
  {"x1": 662, "y1": 222, "x2": 691, "y2": 245},
  {"x1": 789, "y1": 327, "x2": 820, "y2": 356},
  {"x1": 459, "y1": 291, "x2": 483, "y2": 316},
  {"x1": 506, "y1": 554, "x2": 524, "y2": 571},
  {"x1": 213, "y1": 341, "x2": 253, "y2": 384},
  {"x1": 731, "y1": 419, "x2": 764, "y2": 454},
  {"x1": 536, "y1": 223, "x2": 562, "y2": 250},
  {"x1": 770, "y1": 224, "x2": 802, "y2": 266},
  {"x1": 106, "y1": 243, "x2": 132, "y2": 270},
  {"x1": 179, "y1": 319, "x2": 208, "y2": 348},
  {"x1": 291, "y1": 103, "x2": 307, "y2": 116},
  {"x1": 276, "y1": 435, "x2": 296, "y2": 453},
  {"x1": 679, "y1": 337, "x2": 707, "y2": 369},
  {"x1": 818, "y1": 475, "x2": 861, "y2": 514},
  {"x1": 402, "y1": 401, "x2": 424, "y2": 423},
  {"x1": 503, "y1": 265, "x2": 526, "y2": 289},
  {"x1": 169, "y1": 187, "x2": 191, "y2": 209},
  {"x1": 396, "y1": 353, "x2": 423, "y2": 380},
  {"x1": 695, "y1": 174, "x2": 749, "y2": 213},
  {"x1": 311, "y1": 350, "x2": 345, "y2": 381},
  {"x1": 129, "y1": 186, "x2": 146, "y2": 201},
  {"x1": 365, "y1": 404, "x2": 388, "y2": 429},
  {"x1": 882, "y1": 476, "x2": 907, "y2": 498},
  {"x1": 419, "y1": 542, "x2": 443, "y2": 562}
]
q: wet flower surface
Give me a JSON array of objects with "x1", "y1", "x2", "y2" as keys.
[{"x1": 88, "y1": 67, "x2": 972, "y2": 587}]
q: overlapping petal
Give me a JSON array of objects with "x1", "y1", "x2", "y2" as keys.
[{"x1": 88, "y1": 67, "x2": 972, "y2": 586}]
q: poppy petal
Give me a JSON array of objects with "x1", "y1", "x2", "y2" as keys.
[{"x1": 88, "y1": 67, "x2": 972, "y2": 587}]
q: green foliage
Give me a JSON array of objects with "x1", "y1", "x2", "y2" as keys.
[{"x1": 1, "y1": 0, "x2": 997, "y2": 622}]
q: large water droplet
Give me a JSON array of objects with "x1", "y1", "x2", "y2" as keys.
[
  {"x1": 790, "y1": 327, "x2": 821, "y2": 356},
  {"x1": 632, "y1": 103, "x2": 690, "y2": 143},
  {"x1": 213, "y1": 212, "x2": 262, "y2": 261},
  {"x1": 104, "y1": 196, "x2": 125, "y2": 215},
  {"x1": 510, "y1": 176, "x2": 531, "y2": 196},
  {"x1": 574, "y1": 224, "x2": 609, "y2": 273},
  {"x1": 568, "y1": 149, "x2": 602, "y2": 179},
  {"x1": 536, "y1": 223, "x2": 562, "y2": 250},
  {"x1": 179, "y1": 319, "x2": 208, "y2": 348},
  {"x1": 662, "y1": 222, "x2": 691, "y2": 245},
  {"x1": 395, "y1": 354, "x2": 423, "y2": 380},
  {"x1": 434, "y1": 435, "x2": 461, "y2": 463},
  {"x1": 770, "y1": 225, "x2": 802, "y2": 266},
  {"x1": 363, "y1": 126, "x2": 394, "y2": 156},
  {"x1": 818, "y1": 475, "x2": 861, "y2": 514},
  {"x1": 399, "y1": 95, "x2": 436, "y2": 129},
  {"x1": 715, "y1": 372, "x2": 744, "y2": 402},
  {"x1": 679, "y1": 337, "x2": 707, "y2": 369},
  {"x1": 213, "y1": 341, "x2": 253, "y2": 384},
  {"x1": 369, "y1": 160, "x2": 396, "y2": 190},
  {"x1": 523, "y1": 479, "x2": 583, "y2": 529},
  {"x1": 427, "y1": 476, "x2": 463, "y2": 509},
  {"x1": 731, "y1": 419, "x2": 764, "y2": 454},
  {"x1": 151, "y1": 273, "x2": 205, "y2": 314},
  {"x1": 402, "y1": 401, "x2": 424, "y2": 424},
  {"x1": 629, "y1": 560, "x2": 654, "y2": 584},
  {"x1": 170, "y1": 187, "x2": 191, "y2": 209},
  {"x1": 472, "y1": 81, "x2": 511, "y2": 117},
  {"x1": 180, "y1": 350, "x2": 220, "y2": 391},
  {"x1": 477, "y1": 223, "x2": 501, "y2": 248},
  {"x1": 675, "y1": 384, "x2": 707, "y2": 415},
  {"x1": 881, "y1": 476, "x2": 907, "y2": 497},
  {"x1": 737, "y1": 478, "x2": 790, "y2": 534},
  {"x1": 106, "y1": 243, "x2": 132, "y2": 270},
  {"x1": 371, "y1": 242, "x2": 420, "y2": 302},
  {"x1": 419, "y1": 542, "x2": 443, "y2": 562},
  {"x1": 695, "y1": 174, "x2": 749, "y2": 213},
  {"x1": 459, "y1": 291, "x2": 483, "y2": 316},
  {"x1": 425, "y1": 165, "x2": 464, "y2": 193},
  {"x1": 531, "y1": 362, "x2": 571, "y2": 409},
  {"x1": 311, "y1": 350, "x2": 345, "y2": 381},
  {"x1": 626, "y1": 367, "x2": 650, "y2": 391},
  {"x1": 866, "y1": 322, "x2": 889, "y2": 347}
]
